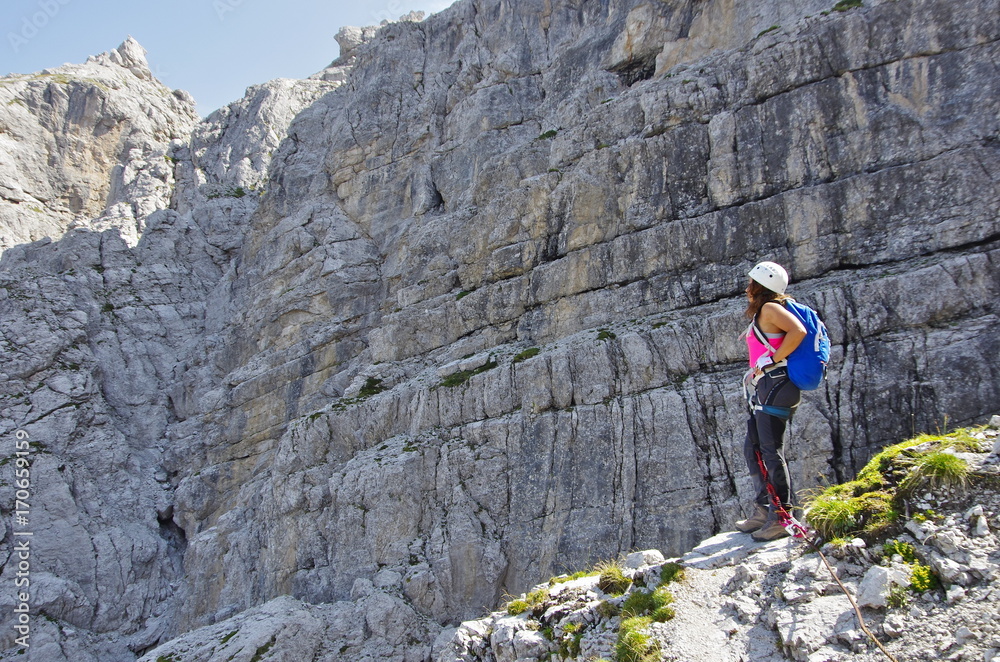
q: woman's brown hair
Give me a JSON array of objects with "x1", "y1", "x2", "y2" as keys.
[{"x1": 744, "y1": 279, "x2": 791, "y2": 320}]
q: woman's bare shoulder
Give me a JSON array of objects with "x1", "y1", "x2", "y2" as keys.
[{"x1": 759, "y1": 300, "x2": 786, "y2": 317}]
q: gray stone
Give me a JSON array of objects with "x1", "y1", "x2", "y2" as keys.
[
  {"x1": 682, "y1": 531, "x2": 764, "y2": 569},
  {"x1": 137, "y1": 594, "x2": 437, "y2": 662},
  {"x1": 947, "y1": 586, "x2": 967, "y2": 604},
  {"x1": 806, "y1": 646, "x2": 851, "y2": 662},
  {"x1": 955, "y1": 626, "x2": 977, "y2": 645},
  {"x1": 966, "y1": 555, "x2": 997, "y2": 580},
  {"x1": 625, "y1": 549, "x2": 667, "y2": 569},
  {"x1": 883, "y1": 614, "x2": 906, "y2": 638},
  {"x1": 774, "y1": 595, "x2": 855, "y2": 661},
  {"x1": 931, "y1": 530, "x2": 963, "y2": 557},
  {"x1": 857, "y1": 564, "x2": 912, "y2": 609},
  {"x1": 513, "y1": 629, "x2": 550, "y2": 660},
  {"x1": 490, "y1": 616, "x2": 530, "y2": 662},
  {"x1": 906, "y1": 519, "x2": 939, "y2": 543}
]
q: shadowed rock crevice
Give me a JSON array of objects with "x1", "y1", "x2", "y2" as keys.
[{"x1": 610, "y1": 55, "x2": 657, "y2": 87}]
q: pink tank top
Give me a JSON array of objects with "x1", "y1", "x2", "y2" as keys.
[{"x1": 746, "y1": 322, "x2": 783, "y2": 367}]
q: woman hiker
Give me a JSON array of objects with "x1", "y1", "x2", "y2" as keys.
[{"x1": 735, "y1": 261, "x2": 807, "y2": 541}]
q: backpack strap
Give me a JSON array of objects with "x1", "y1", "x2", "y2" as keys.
[
  {"x1": 751, "y1": 316, "x2": 776, "y2": 357},
  {"x1": 752, "y1": 298, "x2": 795, "y2": 356}
]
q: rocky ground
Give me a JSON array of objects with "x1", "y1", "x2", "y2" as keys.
[{"x1": 439, "y1": 419, "x2": 1000, "y2": 662}]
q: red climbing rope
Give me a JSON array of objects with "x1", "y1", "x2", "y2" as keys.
[
  {"x1": 753, "y1": 448, "x2": 808, "y2": 538},
  {"x1": 753, "y1": 449, "x2": 899, "y2": 662}
]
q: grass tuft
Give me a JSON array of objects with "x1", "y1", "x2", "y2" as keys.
[
  {"x1": 596, "y1": 561, "x2": 631, "y2": 596},
  {"x1": 558, "y1": 624, "x2": 585, "y2": 658},
  {"x1": 615, "y1": 616, "x2": 660, "y2": 662},
  {"x1": 658, "y1": 562, "x2": 685, "y2": 586},
  {"x1": 357, "y1": 377, "x2": 385, "y2": 398},
  {"x1": 597, "y1": 599, "x2": 620, "y2": 619},
  {"x1": 805, "y1": 495, "x2": 860, "y2": 540},
  {"x1": 506, "y1": 598, "x2": 529, "y2": 615},
  {"x1": 898, "y1": 452, "x2": 969, "y2": 494},
  {"x1": 525, "y1": 587, "x2": 547, "y2": 606},
  {"x1": 250, "y1": 637, "x2": 276, "y2": 662},
  {"x1": 909, "y1": 563, "x2": 939, "y2": 592},
  {"x1": 805, "y1": 427, "x2": 978, "y2": 541},
  {"x1": 438, "y1": 356, "x2": 498, "y2": 388},
  {"x1": 832, "y1": 0, "x2": 862, "y2": 10},
  {"x1": 505, "y1": 586, "x2": 548, "y2": 616},
  {"x1": 887, "y1": 584, "x2": 909, "y2": 609},
  {"x1": 622, "y1": 585, "x2": 675, "y2": 623},
  {"x1": 881, "y1": 539, "x2": 916, "y2": 564},
  {"x1": 512, "y1": 347, "x2": 541, "y2": 363}
]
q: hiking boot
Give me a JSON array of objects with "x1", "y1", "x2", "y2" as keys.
[
  {"x1": 735, "y1": 504, "x2": 769, "y2": 533},
  {"x1": 751, "y1": 518, "x2": 791, "y2": 542}
]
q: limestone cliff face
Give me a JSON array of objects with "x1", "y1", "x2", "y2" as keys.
[
  {"x1": 0, "y1": 0, "x2": 998, "y2": 660},
  {"x1": 0, "y1": 38, "x2": 200, "y2": 250}
]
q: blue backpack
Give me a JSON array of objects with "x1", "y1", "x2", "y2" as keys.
[{"x1": 753, "y1": 299, "x2": 831, "y2": 390}]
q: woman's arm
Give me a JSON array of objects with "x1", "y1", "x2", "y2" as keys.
[{"x1": 759, "y1": 301, "x2": 807, "y2": 363}]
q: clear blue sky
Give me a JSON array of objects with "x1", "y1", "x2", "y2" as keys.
[{"x1": 2, "y1": 0, "x2": 455, "y2": 116}]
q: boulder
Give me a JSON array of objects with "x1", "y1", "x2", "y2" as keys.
[{"x1": 856, "y1": 564, "x2": 912, "y2": 609}]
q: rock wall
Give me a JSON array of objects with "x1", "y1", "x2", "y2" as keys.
[
  {"x1": 0, "y1": 0, "x2": 998, "y2": 659},
  {"x1": 0, "y1": 40, "x2": 338, "y2": 660}
]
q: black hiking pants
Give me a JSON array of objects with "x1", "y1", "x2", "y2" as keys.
[{"x1": 743, "y1": 366, "x2": 801, "y2": 510}]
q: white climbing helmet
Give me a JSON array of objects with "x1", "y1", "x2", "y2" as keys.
[{"x1": 748, "y1": 261, "x2": 789, "y2": 294}]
